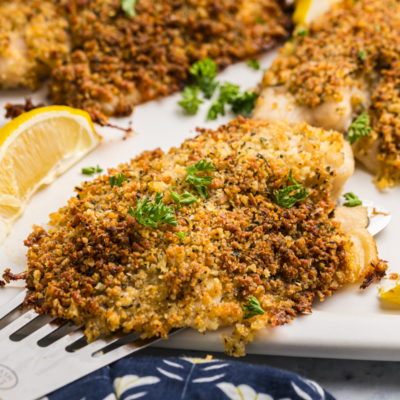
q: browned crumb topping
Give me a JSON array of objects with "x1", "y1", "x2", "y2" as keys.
[
  {"x1": 22, "y1": 118, "x2": 387, "y2": 356},
  {"x1": 261, "y1": 0, "x2": 400, "y2": 187},
  {"x1": 47, "y1": 0, "x2": 290, "y2": 124},
  {"x1": 389, "y1": 273, "x2": 398, "y2": 281},
  {"x1": 4, "y1": 98, "x2": 45, "y2": 119}
]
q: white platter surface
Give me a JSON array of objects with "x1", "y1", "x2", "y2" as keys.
[{"x1": 0, "y1": 50, "x2": 399, "y2": 361}]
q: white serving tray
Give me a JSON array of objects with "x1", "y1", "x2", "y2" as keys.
[{"x1": 0, "y1": 50, "x2": 399, "y2": 361}]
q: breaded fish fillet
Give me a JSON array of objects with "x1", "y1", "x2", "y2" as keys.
[
  {"x1": 23, "y1": 118, "x2": 387, "y2": 356},
  {"x1": 0, "y1": 0, "x2": 71, "y2": 89},
  {"x1": 254, "y1": 0, "x2": 400, "y2": 188},
  {"x1": 48, "y1": 0, "x2": 290, "y2": 123}
]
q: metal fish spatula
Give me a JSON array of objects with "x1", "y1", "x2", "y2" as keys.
[
  {"x1": 0, "y1": 290, "x2": 183, "y2": 400},
  {"x1": 0, "y1": 198, "x2": 390, "y2": 400}
]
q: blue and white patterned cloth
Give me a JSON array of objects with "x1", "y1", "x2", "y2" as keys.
[{"x1": 46, "y1": 356, "x2": 335, "y2": 400}]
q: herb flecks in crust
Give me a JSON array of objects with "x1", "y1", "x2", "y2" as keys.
[{"x1": 23, "y1": 118, "x2": 387, "y2": 356}]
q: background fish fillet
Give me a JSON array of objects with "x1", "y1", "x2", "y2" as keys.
[{"x1": 254, "y1": 0, "x2": 400, "y2": 188}]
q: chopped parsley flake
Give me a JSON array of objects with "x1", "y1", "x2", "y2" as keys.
[
  {"x1": 297, "y1": 28, "x2": 308, "y2": 36},
  {"x1": 274, "y1": 169, "x2": 309, "y2": 208},
  {"x1": 169, "y1": 187, "x2": 199, "y2": 207},
  {"x1": 247, "y1": 59, "x2": 261, "y2": 70},
  {"x1": 348, "y1": 112, "x2": 372, "y2": 144},
  {"x1": 230, "y1": 91, "x2": 259, "y2": 115},
  {"x1": 175, "y1": 231, "x2": 187, "y2": 240},
  {"x1": 207, "y1": 99, "x2": 225, "y2": 121},
  {"x1": 185, "y1": 159, "x2": 215, "y2": 199},
  {"x1": 82, "y1": 165, "x2": 103, "y2": 175},
  {"x1": 178, "y1": 87, "x2": 204, "y2": 115},
  {"x1": 128, "y1": 192, "x2": 177, "y2": 228},
  {"x1": 82, "y1": 167, "x2": 95, "y2": 175},
  {"x1": 358, "y1": 49, "x2": 367, "y2": 61},
  {"x1": 109, "y1": 173, "x2": 126, "y2": 188},
  {"x1": 343, "y1": 192, "x2": 362, "y2": 207},
  {"x1": 121, "y1": 0, "x2": 138, "y2": 17},
  {"x1": 190, "y1": 58, "x2": 219, "y2": 99},
  {"x1": 206, "y1": 82, "x2": 258, "y2": 118},
  {"x1": 243, "y1": 296, "x2": 265, "y2": 319}
]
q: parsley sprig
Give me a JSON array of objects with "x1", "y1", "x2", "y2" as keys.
[
  {"x1": 243, "y1": 296, "x2": 265, "y2": 319},
  {"x1": 170, "y1": 187, "x2": 199, "y2": 208},
  {"x1": 110, "y1": 173, "x2": 126, "y2": 188},
  {"x1": 348, "y1": 112, "x2": 373, "y2": 144},
  {"x1": 190, "y1": 58, "x2": 219, "y2": 99},
  {"x1": 274, "y1": 169, "x2": 309, "y2": 208},
  {"x1": 128, "y1": 192, "x2": 177, "y2": 228},
  {"x1": 185, "y1": 160, "x2": 215, "y2": 199},
  {"x1": 343, "y1": 192, "x2": 362, "y2": 207},
  {"x1": 179, "y1": 87, "x2": 204, "y2": 115},
  {"x1": 121, "y1": 0, "x2": 138, "y2": 17}
]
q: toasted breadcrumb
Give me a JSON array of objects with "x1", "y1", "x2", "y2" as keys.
[{"x1": 23, "y1": 118, "x2": 387, "y2": 356}]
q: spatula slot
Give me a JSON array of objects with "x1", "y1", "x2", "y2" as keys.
[
  {"x1": 37, "y1": 320, "x2": 80, "y2": 347},
  {"x1": 9, "y1": 314, "x2": 54, "y2": 342}
]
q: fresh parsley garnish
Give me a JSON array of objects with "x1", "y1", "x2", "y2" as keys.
[
  {"x1": 128, "y1": 192, "x2": 177, "y2": 228},
  {"x1": 247, "y1": 59, "x2": 261, "y2": 70},
  {"x1": 185, "y1": 159, "x2": 215, "y2": 199},
  {"x1": 255, "y1": 16, "x2": 264, "y2": 24},
  {"x1": 179, "y1": 87, "x2": 204, "y2": 115},
  {"x1": 348, "y1": 112, "x2": 372, "y2": 144},
  {"x1": 243, "y1": 296, "x2": 265, "y2": 319},
  {"x1": 230, "y1": 91, "x2": 259, "y2": 115},
  {"x1": 82, "y1": 167, "x2": 95, "y2": 175},
  {"x1": 169, "y1": 187, "x2": 199, "y2": 208},
  {"x1": 207, "y1": 99, "x2": 225, "y2": 121},
  {"x1": 358, "y1": 49, "x2": 367, "y2": 61},
  {"x1": 190, "y1": 58, "x2": 219, "y2": 99},
  {"x1": 82, "y1": 165, "x2": 103, "y2": 175},
  {"x1": 274, "y1": 169, "x2": 309, "y2": 208},
  {"x1": 175, "y1": 231, "x2": 187, "y2": 240},
  {"x1": 207, "y1": 83, "x2": 239, "y2": 120},
  {"x1": 110, "y1": 173, "x2": 126, "y2": 188},
  {"x1": 206, "y1": 82, "x2": 258, "y2": 119},
  {"x1": 219, "y1": 82, "x2": 240, "y2": 103},
  {"x1": 121, "y1": 0, "x2": 138, "y2": 17},
  {"x1": 343, "y1": 192, "x2": 362, "y2": 207}
]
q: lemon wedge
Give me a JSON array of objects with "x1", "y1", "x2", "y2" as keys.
[
  {"x1": 293, "y1": 0, "x2": 341, "y2": 25},
  {"x1": 379, "y1": 280, "x2": 400, "y2": 305},
  {"x1": 0, "y1": 106, "x2": 100, "y2": 243}
]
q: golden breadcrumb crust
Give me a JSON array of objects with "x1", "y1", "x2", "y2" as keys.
[
  {"x1": 261, "y1": 0, "x2": 400, "y2": 187},
  {"x1": 22, "y1": 118, "x2": 387, "y2": 356}
]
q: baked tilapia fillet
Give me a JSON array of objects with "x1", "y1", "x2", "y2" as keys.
[
  {"x1": 23, "y1": 118, "x2": 387, "y2": 356},
  {"x1": 0, "y1": 0, "x2": 71, "y2": 89},
  {"x1": 253, "y1": 0, "x2": 400, "y2": 188},
  {"x1": 47, "y1": 0, "x2": 290, "y2": 124}
]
